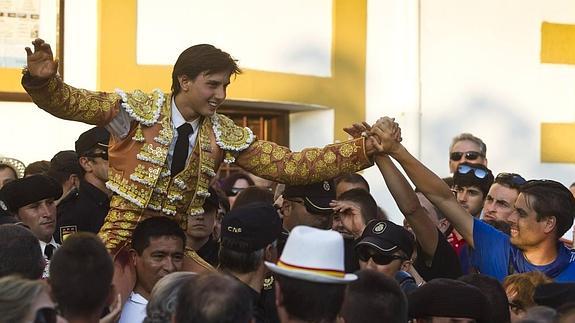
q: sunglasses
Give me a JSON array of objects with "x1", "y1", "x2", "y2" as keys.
[
  {"x1": 457, "y1": 164, "x2": 488, "y2": 179},
  {"x1": 34, "y1": 307, "x2": 57, "y2": 323},
  {"x1": 495, "y1": 173, "x2": 526, "y2": 189},
  {"x1": 357, "y1": 248, "x2": 407, "y2": 265},
  {"x1": 83, "y1": 151, "x2": 108, "y2": 161},
  {"x1": 450, "y1": 151, "x2": 484, "y2": 162}
]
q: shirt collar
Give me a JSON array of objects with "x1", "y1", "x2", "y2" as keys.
[
  {"x1": 171, "y1": 98, "x2": 200, "y2": 131},
  {"x1": 39, "y1": 238, "x2": 58, "y2": 250}
]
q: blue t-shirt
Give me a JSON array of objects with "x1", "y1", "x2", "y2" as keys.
[{"x1": 472, "y1": 218, "x2": 575, "y2": 282}]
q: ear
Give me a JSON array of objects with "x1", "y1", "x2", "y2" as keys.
[
  {"x1": 178, "y1": 75, "x2": 191, "y2": 92},
  {"x1": 401, "y1": 259, "x2": 412, "y2": 272},
  {"x1": 544, "y1": 216, "x2": 557, "y2": 234},
  {"x1": 128, "y1": 249, "x2": 138, "y2": 267},
  {"x1": 282, "y1": 200, "x2": 292, "y2": 218},
  {"x1": 78, "y1": 156, "x2": 92, "y2": 173}
]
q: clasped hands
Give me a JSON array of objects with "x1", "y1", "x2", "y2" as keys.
[{"x1": 344, "y1": 116, "x2": 403, "y2": 155}]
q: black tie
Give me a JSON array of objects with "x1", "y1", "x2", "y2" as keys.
[
  {"x1": 44, "y1": 244, "x2": 55, "y2": 260},
  {"x1": 171, "y1": 123, "x2": 194, "y2": 176}
]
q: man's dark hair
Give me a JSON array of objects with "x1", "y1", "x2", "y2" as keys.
[
  {"x1": 341, "y1": 269, "x2": 407, "y2": 323},
  {"x1": 132, "y1": 217, "x2": 186, "y2": 255},
  {"x1": 174, "y1": 273, "x2": 252, "y2": 323},
  {"x1": 459, "y1": 273, "x2": 511, "y2": 323},
  {"x1": 276, "y1": 274, "x2": 346, "y2": 322},
  {"x1": 233, "y1": 187, "x2": 274, "y2": 210},
  {"x1": 335, "y1": 173, "x2": 370, "y2": 192},
  {"x1": 49, "y1": 233, "x2": 113, "y2": 318},
  {"x1": 520, "y1": 180, "x2": 575, "y2": 239},
  {"x1": 218, "y1": 245, "x2": 265, "y2": 274},
  {"x1": 24, "y1": 160, "x2": 50, "y2": 177},
  {"x1": 219, "y1": 172, "x2": 255, "y2": 196},
  {"x1": 0, "y1": 224, "x2": 44, "y2": 279},
  {"x1": 337, "y1": 188, "x2": 378, "y2": 224},
  {"x1": 171, "y1": 44, "x2": 241, "y2": 95}
]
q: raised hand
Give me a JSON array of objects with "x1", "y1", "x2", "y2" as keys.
[
  {"x1": 369, "y1": 117, "x2": 402, "y2": 154},
  {"x1": 343, "y1": 121, "x2": 372, "y2": 139},
  {"x1": 24, "y1": 39, "x2": 58, "y2": 79},
  {"x1": 330, "y1": 200, "x2": 367, "y2": 239}
]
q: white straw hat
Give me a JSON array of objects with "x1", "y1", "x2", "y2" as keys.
[{"x1": 265, "y1": 226, "x2": 357, "y2": 284}]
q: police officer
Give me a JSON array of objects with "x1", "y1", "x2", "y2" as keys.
[{"x1": 55, "y1": 127, "x2": 111, "y2": 243}]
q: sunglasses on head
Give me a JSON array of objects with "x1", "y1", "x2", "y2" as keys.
[
  {"x1": 357, "y1": 247, "x2": 407, "y2": 265},
  {"x1": 450, "y1": 151, "x2": 483, "y2": 162},
  {"x1": 83, "y1": 150, "x2": 108, "y2": 161},
  {"x1": 34, "y1": 308, "x2": 57, "y2": 323},
  {"x1": 457, "y1": 164, "x2": 488, "y2": 179},
  {"x1": 495, "y1": 172, "x2": 526, "y2": 189}
]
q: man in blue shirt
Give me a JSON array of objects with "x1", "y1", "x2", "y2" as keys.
[{"x1": 364, "y1": 117, "x2": 575, "y2": 282}]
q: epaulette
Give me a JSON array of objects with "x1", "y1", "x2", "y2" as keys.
[
  {"x1": 115, "y1": 89, "x2": 165, "y2": 126},
  {"x1": 210, "y1": 113, "x2": 254, "y2": 163}
]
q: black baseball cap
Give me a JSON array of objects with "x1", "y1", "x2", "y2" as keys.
[
  {"x1": 203, "y1": 186, "x2": 220, "y2": 210},
  {"x1": 283, "y1": 180, "x2": 335, "y2": 215},
  {"x1": 355, "y1": 220, "x2": 414, "y2": 258},
  {"x1": 0, "y1": 175, "x2": 62, "y2": 213},
  {"x1": 75, "y1": 127, "x2": 110, "y2": 156},
  {"x1": 221, "y1": 202, "x2": 282, "y2": 252}
]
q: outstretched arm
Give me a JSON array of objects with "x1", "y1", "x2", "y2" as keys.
[
  {"x1": 370, "y1": 118, "x2": 475, "y2": 248},
  {"x1": 375, "y1": 154, "x2": 439, "y2": 258}
]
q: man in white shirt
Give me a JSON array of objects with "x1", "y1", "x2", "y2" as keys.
[
  {"x1": 119, "y1": 216, "x2": 186, "y2": 323},
  {"x1": 0, "y1": 174, "x2": 62, "y2": 278}
]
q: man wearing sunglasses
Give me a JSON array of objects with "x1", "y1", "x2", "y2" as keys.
[
  {"x1": 355, "y1": 220, "x2": 417, "y2": 293},
  {"x1": 55, "y1": 127, "x2": 112, "y2": 243},
  {"x1": 449, "y1": 133, "x2": 488, "y2": 174},
  {"x1": 370, "y1": 117, "x2": 575, "y2": 282}
]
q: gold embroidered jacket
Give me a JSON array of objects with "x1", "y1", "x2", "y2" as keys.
[{"x1": 23, "y1": 75, "x2": 373, "y2": 253}]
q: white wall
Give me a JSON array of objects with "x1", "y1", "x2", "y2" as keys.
[{"x1": 365, "y1": 0, "x2": 575, "y2": 225}]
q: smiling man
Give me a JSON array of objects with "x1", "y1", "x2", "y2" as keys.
[
  {"x1": 369, "y1": 116, "x2": 575, "y2": 282},
  {"x1": 22, "y1": 39, "x2": 375, "y2": 279},
  {"x1": 120, "y1": 217, "x2": 185, "y2": 323},
  {"x1": 0, "y1": 174, "x2": 63, "y2": 278}
]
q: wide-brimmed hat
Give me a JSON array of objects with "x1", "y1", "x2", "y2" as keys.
[
  {"x1": 265, "y1": 226, "x2": 357, "y2": 284},
  {"x1": 0, "y1": 156, "x2": 25, "y2": 179}
]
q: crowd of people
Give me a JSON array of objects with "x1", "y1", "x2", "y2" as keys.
[{"x1": 0, "y1": 38, "x2": 575, "y2": 323}]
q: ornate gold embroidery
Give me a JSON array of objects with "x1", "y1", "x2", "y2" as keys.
[
  {"x1": 339, "y1": 143, "x2": 355, "y2": 158},
  {"x1": 154, "y1": 113, "x2": 174, "y2": 146},
  {"x1": 24, "y1": 76, "x2": 120, "y2": 125},
  {"x1": 305, "y1": 150, "x2": 318, "y2": 162},
  {"x1": 136, "y1": 144, "x2": 168, "y2": 166},
  {"x1": 324, "y1": 151, "x2": 337, "y2": 164},
  {"x1": 129, "y1": 164, "x2": 162, "y2": 187},
  {"x1": 285, "y1": 161, "x2": 297, "y2": 175},
  {"x1": 211, "y1": 113, "x2": 254, "y2": 153},
  {"x1": 272, "y1": 147, "x2": 286, "y2": 160},
  {"x1": 185, "y1": 247, "x2": 215, "y2": 271},
  {"x1": 132, "y1": 124, "x2": 145, "y2": 142},
  {"x1": 118, "y1": 89, "x2": 165, "y2": 126}
]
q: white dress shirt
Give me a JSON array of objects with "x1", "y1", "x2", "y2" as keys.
[
  {"x1": 39, "y1": 238, "x2": 59, "y2": 279},
  {"x1": 119, "y1": 291, "x2": 148, "y2": 323}
]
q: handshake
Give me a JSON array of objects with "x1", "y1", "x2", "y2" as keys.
[{"x1": 344, "y1": 117, "x2": 403, "y2": 155}]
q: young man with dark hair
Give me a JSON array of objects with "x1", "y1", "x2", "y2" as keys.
[
  {"x1": 55, "y1": 127, "x2": 112, "y2": 243},
  {"x1": 119, "y1": 217, "x2": 185, "y2": 323},
  {"x1": 46, "y1": 150, "x2": 82, "y2": 205},
  {"x1": 174, "y1": 273, "x2": 253, "y2": 323},
  {"x1": 340, "y1": 269, "x2": 408, "y2": 323},
  {"x1": 482, "y1": 172, "x2": 526, "y2": 223},
  {"x1": 369, "y1": 116, "x2": 575, "y2": 282},
  {"x1": 0, "y1": 224, "x2": 44, "y2": 279},
  {"x1": 24, "y1": 38, "x2": 376, "y2": 301},
  {"x1": 334, "y1": 173, "x2": 370, "y2": 198},
  {"x1": 218, "y1": 202, "x2": 282, "y2": 323},
  {"x1": 452, "y1": 162, "x2": 494, "y2": 218},
  {"x1": 49, "y1": 232, "x2": 116, "y2": 323}
]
